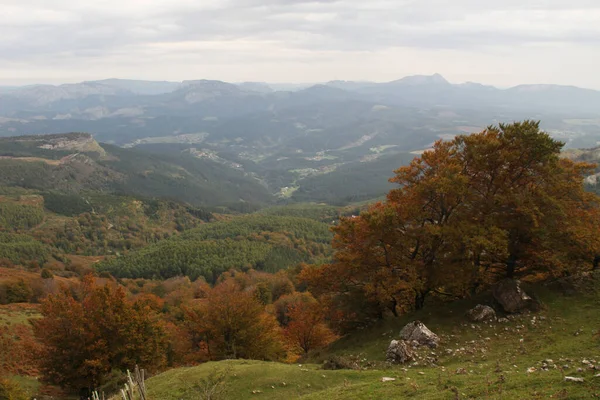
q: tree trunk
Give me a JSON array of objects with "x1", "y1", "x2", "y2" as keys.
[
  {"x1": 414, "y1": 291, "x2": 427, "y2": 310},
  {"x1": 506, "y1": 254, "x2": 517, "y2": 279},
  {"x1": 593, "y1": 255, "x2": 600, "y2": 271},
  {"x1": 389, "y1": 298, "x2": 399, "y2": 317}
]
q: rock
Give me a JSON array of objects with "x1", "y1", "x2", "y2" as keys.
[
  {"x1": 381, "y1": 377, "x2": 396, "y2": 382},
  {"x1": 564, "y1": 376, "x2": 585, "y2": 383},
  {"x1": 399, "y1": 321, "x2": 440, "y2": 348},
  {"x1": 386, "y1": 340, "x2": 414, "y2": 364},
  {"x1": 492, "y1": 279, "x2": 536, "y2": 313},
  {"x1": 323, "y1": 356, "x2": 360, "y2": 370},
  {"x1": 466, "y1": 304, "x2": 497, "y2": 322}
]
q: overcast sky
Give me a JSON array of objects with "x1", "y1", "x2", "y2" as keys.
[{"x1": 1, "y1": 0, "x2": 599, "y2": 88}]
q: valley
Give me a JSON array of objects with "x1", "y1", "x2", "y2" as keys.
[{"x1": 1, "y1": 81, "x2": 600, "y2": 400}]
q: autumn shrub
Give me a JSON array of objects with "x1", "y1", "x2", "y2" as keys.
[
  {"x1": 41, "y1": 268, "x2": 54, "y2": 279},
  {"x1": 0, "y1": 377, "x2": 28, "y2": 400},
  {"x1": 29, "y1": 277, "x2": 61, "y2": 303},
  {"x1": 0, "y1": 324, "x2": 40, "y2": 376}
]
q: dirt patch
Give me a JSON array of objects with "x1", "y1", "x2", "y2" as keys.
[{"x1": 0, "y1": 156, "x2": 61, "y2": 166}]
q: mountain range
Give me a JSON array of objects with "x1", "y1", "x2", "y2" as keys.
[
  {"x1": 1, "y1": 74, "x2": 600, "y2": 206},
  {"x1": 3, "y1": 73, "x2": 600, "y2": 114}
]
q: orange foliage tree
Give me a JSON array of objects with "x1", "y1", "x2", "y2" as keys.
[
  {"x1": 284, "y1": 301, "x2": 337, "y2": 355},
  {"x1": 184, "y1": 279, "x2": 285, "y2": 361},
  {"x1": 33, "y1": 275, "x2": 169, "y2": 389},
  {"x1": 303, "y1": 121, "x2": 600, "y2": 321}
]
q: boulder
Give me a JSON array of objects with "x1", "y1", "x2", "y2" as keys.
[
  {"x1": 386, "y1": 340, "x2": 414, "y2": 364},
  {"x1": 399, "y1": 321, "x2": 439, "y2": 348},
  {"x1": 492, "y1": 279, "x2": 535, "y2": 313},
  {"x1": 466, "y1": 304, "x2": 496, "y2": 322}
]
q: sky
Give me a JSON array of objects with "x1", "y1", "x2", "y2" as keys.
[{"x1": 1, "y1": 0, "x2": 599, "y2": 88}]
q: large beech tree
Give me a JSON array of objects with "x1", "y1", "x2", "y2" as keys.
[
  {"x1": 303, "y1": 121, "x2": 600, "y2": 320},
  {"x1": 33, "y1": 276, "x2": 168, "y2": 389},
  {"x1": 184, "y1": 279, "x2": 286, "y2": 361}
]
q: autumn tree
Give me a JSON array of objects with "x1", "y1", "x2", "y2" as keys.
[
  {"x1": 185, "y1": 279, "x2": 285, "y2": 361},
  {"x1": 305, "y1": 121, "x2": 600, "y2": 320},
  {"x1": 284, "y1": 301, "x2": 337, "y2": 355},
  {"x1": 273, "y1": 291, "x2": 317, "y2": 326},
  {"x1": 33, "y1": 275, "x2": 168, "y2": 389}
]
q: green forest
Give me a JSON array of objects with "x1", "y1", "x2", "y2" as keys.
[
  {"x1": 0, "y1": 232, "x2": 50, "y2": 265},
  {"x1": 97, "y1": 215, "x2": 333, "y2": 281}
]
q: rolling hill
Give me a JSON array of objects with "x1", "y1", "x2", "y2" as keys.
[{"x1": 0, "y1": 132, "x2": 273, "y2": 209}]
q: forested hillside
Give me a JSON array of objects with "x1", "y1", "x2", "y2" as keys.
[
  {"x1": 0, "y1": 188, "x2": 213, "y2": 274},
  {"x1": 0, "y1": 133, "x2": 273, "y2": 210},
  {"x1": 290, "y1": 153, "x2": 416, "y2": 204},
  {"x1": 97, "y1": 215, "x2": 333, "y2": 281}
]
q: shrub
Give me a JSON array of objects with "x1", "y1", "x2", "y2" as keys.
[
  {"x1": 0, "y1": 378, "x2": 28, "y2": 400},
  {"x1": 0, "y1": 280, "x2": 33, "y2": 304},
  {"x1": 41, "y1": 268, "x2": 54, "y2": 279}
]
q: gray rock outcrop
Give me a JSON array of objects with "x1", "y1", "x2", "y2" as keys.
[
  {"x1": 466, "y1": 304, "x2": 497, "y2": 322},
  {"x1": 492, "y1": 279, "x2": 535, "y2": 313},
  {"x1": 386, "y1": 340, "x2": 414, "y2": 364},
  {"x1": 399, "y1": 321, "x2": 439, "y2": 348}
]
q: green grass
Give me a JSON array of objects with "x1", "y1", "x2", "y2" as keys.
[
  {"x1": 6, "y1": 375, "x2": 41, "y2": 397},
  {"x1": 147, "y1": 360, "x2": 387, "y2": 399},
  {"x1": 0, "y1": 306, "x2": 41, "y2": 327},
  {"x1": 147, "y1": 276, "x2": 600, "y2": 399}
]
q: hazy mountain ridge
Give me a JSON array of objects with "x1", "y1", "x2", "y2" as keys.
[
  {"x1": 3, "y1": 74, "x2": 600, "y2": 113},
  {"x1": 2, "y1": 75, "x2": 600, "y2": 204}
]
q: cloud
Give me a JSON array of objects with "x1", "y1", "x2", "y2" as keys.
[{"x1": 0, "y1": 0, "x2": 599, "y2": 87}]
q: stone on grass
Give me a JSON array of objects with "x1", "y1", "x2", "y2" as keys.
[
  {"x1": 466, "y1": 304, "x2": 497, "y2": 322},
  {"x1": 564, "y1": 376, "x2": 585, "y2": 383},
  {"x1": 492, "y1": 279, "x2": 537, "y2": 313},
  {"x1": 380, "y1": 377, "x2": 396, "y2": 382},
  {"x1": 399, "y1": 321, "x2": 440, "y2": 348},
  {"x1": 386, "y1": 340, "x2": 414, "y2": 364}
]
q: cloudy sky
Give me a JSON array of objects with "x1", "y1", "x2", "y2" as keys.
[{"x1": 1, "y1": 0, "x2": 599, "y2": 88}]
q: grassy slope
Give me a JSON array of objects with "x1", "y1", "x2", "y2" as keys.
[
  {"x1": 147, "y1": 276, "x2": 600, "y2": 399},
  {"x1": 0, "y1": 302, "x2": 41, "y2": 327}
]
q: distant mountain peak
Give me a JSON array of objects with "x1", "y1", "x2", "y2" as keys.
[
  {"x1": 391, "y1": 73, "x2": 450, "y2": 86},
  {"x1": 182, "y1": 79, "x2": 235, "y2": 87},
  {"x1": 237, "y1": 82, "x2": 273, "y2": 93}
]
